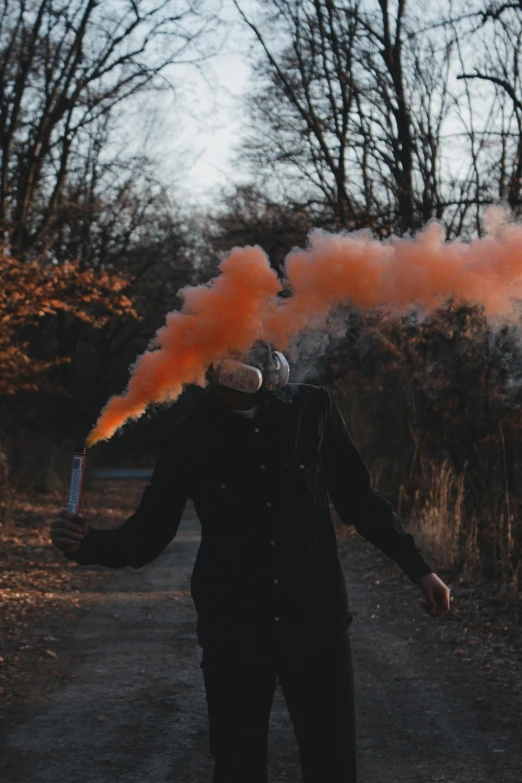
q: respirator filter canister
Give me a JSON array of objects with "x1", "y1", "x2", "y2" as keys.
[
  {"x1": 217, "y1": 351, "x2": 290, "y2": 394},
  {"x1": 218, "y1": 359, "x2": 263, "y2": 394}
]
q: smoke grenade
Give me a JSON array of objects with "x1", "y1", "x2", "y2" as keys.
[{"x1": 67, "y1": 447, "x2": 86, "y2": 514}]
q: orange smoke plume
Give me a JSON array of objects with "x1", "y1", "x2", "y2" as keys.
[
  {"x1": 86, "y1": 209, "x2": 522, "y2": 447},
  {"x1": 85, "y1": 246, "x2": 281, "y2": 446},
  {"x1": 262, "y1": 214, "x2": 522, "y2": 347}
]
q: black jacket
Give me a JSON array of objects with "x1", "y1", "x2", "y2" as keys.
[{"x1": 68, "y1": 384, "x2": 433, "y2": 655}]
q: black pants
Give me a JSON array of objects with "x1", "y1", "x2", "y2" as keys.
[{"x1": 201, "y1": 630, "x2": 357, "y2": 783}]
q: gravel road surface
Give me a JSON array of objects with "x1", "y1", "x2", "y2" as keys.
[{"x1": 1, "y1": 498, "x2": 521, "y2": 782}]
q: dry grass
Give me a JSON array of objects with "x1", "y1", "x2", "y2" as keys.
[
  {"x1": 407, "y1": 458, "x2": 467, "y2": 572},
  {"x1": 401, "y1": 458, "x2": 521, "y2": 624},
  {"x1": 333, "y1": 378, "x2": 521, "y2": 622}
]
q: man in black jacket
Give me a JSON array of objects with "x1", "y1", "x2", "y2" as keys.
[{"x1": 51, "y1": 342, "x2": 450, "y2": 783}]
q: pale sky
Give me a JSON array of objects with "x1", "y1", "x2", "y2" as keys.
[
  {"x1": 148, "y1": 0, "x2": 257, "y2": 207},
  {"x1": 178, "y1": 47, "x2": 252, "y2": 199}
]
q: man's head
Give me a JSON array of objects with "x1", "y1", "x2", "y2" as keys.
[
  {"x1": 240, "y1": 340, "x2": 290, "y2": 392},
  {"x1": 206, "y1": 341, "x2": 290, "y2": 408}
]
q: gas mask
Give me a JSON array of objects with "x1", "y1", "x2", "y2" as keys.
[{"x1": 209, "y1": 342, "x2": 290, "y2": 395}]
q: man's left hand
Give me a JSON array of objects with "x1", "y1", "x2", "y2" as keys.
[{"x1": 417, "y1": 572, "x2": 451, "y2": 617}]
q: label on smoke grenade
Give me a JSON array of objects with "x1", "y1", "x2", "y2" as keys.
[{"x1": 67, "y1": 454, "x2": 86, "y2": 514}]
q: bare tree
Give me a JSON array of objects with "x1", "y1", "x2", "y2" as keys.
[
  {"x1": 233, "y1": 0, "x2": 365, "y2": 228},
  {"x1": 354, "y1": 0, "x2": 419, "y2": 231},
  {"x1": 457, "y1": 2, "x2": 522, "y2": 215},
  {"x1": 0, "y1": 0, "x2": 216, "y2": 257},
  {"x1": 233, "y1": 0, "x2": 458, "y2": 234}
]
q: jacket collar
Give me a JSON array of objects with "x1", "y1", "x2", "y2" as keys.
[
  {"x1": 202, "y1": 385, "x2": 291, "y2": 421},
  {"x1": 271, "y1": 387, "x2": 293, "y2": 404}
]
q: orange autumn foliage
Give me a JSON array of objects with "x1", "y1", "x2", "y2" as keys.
[{"x1": 0, "y1": 251, "x2": 136, "y2": 396}]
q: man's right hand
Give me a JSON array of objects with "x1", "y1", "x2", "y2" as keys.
[{"x1": 51, "y1": 509, "x2": 88, "y2": 554}]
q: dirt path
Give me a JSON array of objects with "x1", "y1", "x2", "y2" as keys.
[{"x1": 1, "y1": 490, "x2": 521, "y2": 782}]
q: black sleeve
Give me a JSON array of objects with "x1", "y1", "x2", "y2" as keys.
[
  {"x1": 321, "y1": 388, "x2": 434, "y2": 584},
  {"x1": 64, "y1": 432, "x2": 190, "y2": 570}
]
